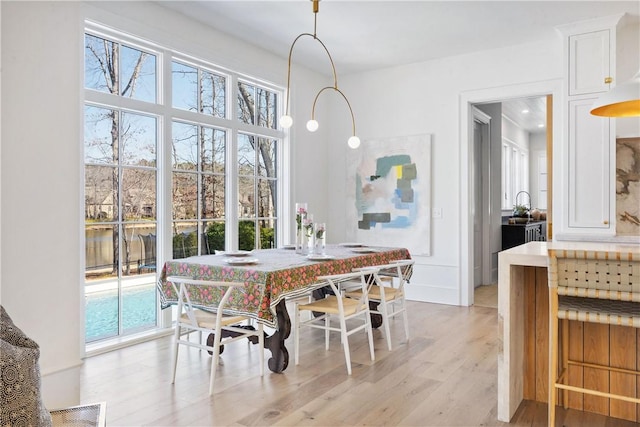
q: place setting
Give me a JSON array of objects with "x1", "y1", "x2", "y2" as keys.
[
  {"x1": 213, "y1": 249, "x2": 260, "y2": 265},
  {"x1": 306, "y1": 253, "x2": 335, "y2": 261},
  {"x1": 224, "y1": 257, "x2": 259, "y2": 265}
]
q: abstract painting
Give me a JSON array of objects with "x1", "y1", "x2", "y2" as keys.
[{"x1": 346, "y1": 134, "x2": 431, "y2": 255}]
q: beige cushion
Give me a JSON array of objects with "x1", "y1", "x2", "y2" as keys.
[
  {"x1": 298, "y1": 295, "x2": 363, "y2": 315},
  {"x1": 346, "y1": 285, "x2": 399, "y2": 301},
  {"x1": 179, "y1": 310, "x2": 248, "y2": 329}
]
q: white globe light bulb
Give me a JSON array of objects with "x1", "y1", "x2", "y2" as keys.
[
  {"x1": 280, "y1": 115, "x2": 293, "y2": 129},
  {"x1": 348, "y1": 135, "x2": 361, "y2": 149},
  {"x1": 306, "y1": 119, "x2": 319, "y2": 132}
]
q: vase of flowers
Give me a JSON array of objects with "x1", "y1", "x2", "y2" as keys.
[
  {"x1": 295, "y1": 203, "x2": 308, "y2": 254},
  {"x1": 314, "y1": 223, "x2": 326, "y2": 255}
]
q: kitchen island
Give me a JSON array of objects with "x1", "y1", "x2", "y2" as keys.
[{"x1": 497, "y1": 241, "x2": 640, "y2": 422}]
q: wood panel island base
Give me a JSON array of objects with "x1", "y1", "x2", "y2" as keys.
[{"x1": 497, "y1": 241, "x2": 640, "y2": 423}]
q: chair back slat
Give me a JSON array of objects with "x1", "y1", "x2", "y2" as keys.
[
  {"x1": 549, "y1": 249, "x2": 640, "y2": 301},
  {"x1": 166, "y1": 276, "x2": 246, "y2": 322}
]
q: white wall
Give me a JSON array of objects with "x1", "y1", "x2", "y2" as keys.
[
  {"x1": 326, "y1": 21, "x2": 639, "y2": 305},
  {"x1": 1, "y1": 0, "x2": 327, "y2": 408},
  {"x1": 2, "y1": 1, "x2": 84, "y2": 408},
  {"x1": 326, "y1": 41, "x2": 563, "y2": 305}
]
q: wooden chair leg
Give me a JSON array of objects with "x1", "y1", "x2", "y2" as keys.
[
  {"x1": 258, "y1": 323, "x2": 264, "y2": 377},
  {"x1": 401, "y1": 299, "x2": 410, "y2": 342},
  {"x1": 366, "y1": 311, "x2": 375, "y2": 362},
  {"x1": 294, "y1": 303, "x2": 300, "y2": 366},
  {"x1": 561, "y1": 318, "x2": 569, "y2": 409},
  {"x1": 209, "y1": 324, "x2": 224, "y2": 396},
  {"x1": 340, "y1": 316, "x2": 352, "y2": 375},
  {"x1": 171, "y1": 324, "x2": 181, "y2": 384},
  {"x1": 548, "y1": 290, "x2": 559, "y2": 427},
  {"x1": 380, "y1": 299, "x2": 393, "y2": 351},
  {"x1": 325, "y1": 315, "x2": 330, "y2": 350}
]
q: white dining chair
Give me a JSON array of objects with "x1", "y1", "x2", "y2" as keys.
[
  {"x1": 167, "y1": 276, "x2": 264, "y2": 396},
  {"x1": 348, "y1": 259, "x2": 414, "y2": 351},
  {"x1": 293, "y1": 271, "x2": 375, "y2": 375}
]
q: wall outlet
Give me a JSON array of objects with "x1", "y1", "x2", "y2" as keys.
[{"x1": 432, "y1": 208, "x2": 443, "y2": 219}]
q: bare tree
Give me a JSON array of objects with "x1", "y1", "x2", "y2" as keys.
[
  {"x1": 86, "y1": 35, "x2": 150, "y2": 275},
  {"x1": 238, "y1": 84, "x2": 277, "y2": 217}
]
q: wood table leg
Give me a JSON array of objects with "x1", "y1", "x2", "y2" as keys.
[
  {"x1": 206, "y1": 301, "x2": 291, "y2": 373},
  {"x1": 369, "y1": 301, "x2": 383, "y2": 329},
  {"x1": 264, "y1": 299, "x2": 290, "y2": 373}
]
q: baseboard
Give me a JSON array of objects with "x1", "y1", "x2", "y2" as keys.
[{"x1": 41, "y1": 363, "x2": 82, "y2": 409}]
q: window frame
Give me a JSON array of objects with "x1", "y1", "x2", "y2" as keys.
[{"x1": 83, "y1": 22, "x2": 287, "y2": 348}]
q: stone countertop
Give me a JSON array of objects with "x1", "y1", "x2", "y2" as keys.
[{"x1": 499, "y1": 241, "x2": 640, "y2": 267}]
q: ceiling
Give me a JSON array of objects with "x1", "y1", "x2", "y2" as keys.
[
  {"x1": 156, "y1": 1, "x2": 638, "y2": 134},
  {"x1": 500, "y1": 97, "x2": 547, "y2": 134},
  {"x1": 158, "y1": 1, "x2": 639, "y2": 77}
]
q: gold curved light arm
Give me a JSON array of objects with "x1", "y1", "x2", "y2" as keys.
[
  {"x1": 310, "y1": 86, "x2": 357, "y2": 137},
  {"x1": 283, "y1": 32, "x2": 338, "y2": 117}
]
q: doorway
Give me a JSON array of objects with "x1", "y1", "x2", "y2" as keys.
[
  {"x1": 459, "y1": 79, "x2": 562, "y2": 306},
  {"x1": 472, "y1": 96, "x2": 548, "y2": 291}
]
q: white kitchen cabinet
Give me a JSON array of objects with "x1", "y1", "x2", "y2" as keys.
[
  {"x1": 568, "y1": 29, "x2": 612, "y2": 96},
  {"x1": 556, "y1": 14, "x2": 623, "y2": 239},
  {"x1": 567, "y1": 98, "x2": 612, "y2": 229}
]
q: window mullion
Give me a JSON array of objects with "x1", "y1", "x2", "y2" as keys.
[
  {"x1": 255, "y1": 141, "x2": 261, "y2": 249},
  {"x1": 226, "y1": 75, "x2": 239, "y2": 250}
]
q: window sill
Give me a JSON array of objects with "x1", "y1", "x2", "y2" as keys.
[{"x1": 84, "y1": 327, "x2": 173, "y2": 358}]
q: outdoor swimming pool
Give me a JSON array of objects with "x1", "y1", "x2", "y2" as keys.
[{"x1": 85, "y1": 285, "x2": 157, "y2": 342}]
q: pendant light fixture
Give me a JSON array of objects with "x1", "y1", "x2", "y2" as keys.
[
  {"x1": 280, "y1": 0, "x2": 361, "y2": 149},
  {"x1": 590, "y1": 70, "x2": 640, "y2": 117}
]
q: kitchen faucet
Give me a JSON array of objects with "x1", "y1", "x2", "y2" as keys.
[{"x1": 515, "y1": 191, "x2": 532, "y2": 222}]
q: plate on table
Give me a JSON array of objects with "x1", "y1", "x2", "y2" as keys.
[
  {"x1": 306, "y1": 254, "x2": 335, "y2": 261},
  {"x1": 222, "y1": 250, "x2": 253, "y2": 257},
  {"x1": 351, "y1": 247, "x2": 377, "y2": 254},
  {"x1": 339, "y1": 242, "x2": 364, "y2": 248},
  {"x1": 281, "y1": 244, "x2": 296, "y2": 250},
  {"x1": 224, "y1": 257, "x2": 259, "y2": 265}
]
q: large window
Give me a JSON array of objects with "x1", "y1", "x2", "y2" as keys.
[
  {"x1": 171, "y1": 121, "x2": 226, "y2": 256},
  {"x1": 83, "y1": 26, "x2": 283, "y2": 345},
  {"x1": 84, "y1": 32, "x2": 159, "y2": 343},
  {"x1": 237, "y1": 80, "x2": 279, "y2": 249}
]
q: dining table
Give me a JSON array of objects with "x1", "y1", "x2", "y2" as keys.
[{"x1": 157, "y1": 244, "x2": 411, "y2": 373}]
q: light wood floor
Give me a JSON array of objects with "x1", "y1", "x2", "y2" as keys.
[
  {"x1": 473, "y1": 284, "x2": 498, "y2": 309},
  {"x1": 80, "y1": 299, "x2": 639, "y2": 426}
]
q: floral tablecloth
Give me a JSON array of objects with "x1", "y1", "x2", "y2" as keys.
[{"x1": 157, "y1": 245, "x2": 411, "y2": 328}]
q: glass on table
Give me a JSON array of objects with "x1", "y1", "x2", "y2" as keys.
[{"x1": 314, "y1": 222, "x2": 326, "y2": 255}]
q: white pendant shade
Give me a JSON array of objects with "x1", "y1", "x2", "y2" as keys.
[{"x1": 590, "y1": 71, "x2": 640, "y2": 117}]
